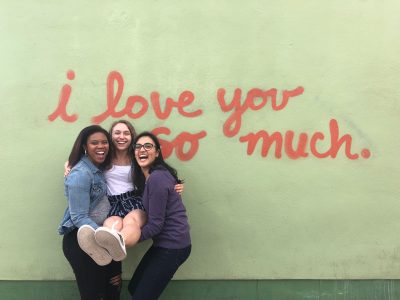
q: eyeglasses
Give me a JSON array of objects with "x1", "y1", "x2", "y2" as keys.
[{"x1": 134, "y1": 143, "x2": 155, "y2": 151}]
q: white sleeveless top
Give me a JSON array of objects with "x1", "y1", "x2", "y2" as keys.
[{"x1": 104, "y1": 165, "x2": 134, "y2": 196}]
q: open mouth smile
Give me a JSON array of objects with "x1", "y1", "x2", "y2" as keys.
[
  {"x1": 95, "y1": 150, "x2": 106, "y2": 158},
  {"x1": 138, "y1": 153, "x2": 148, "y2": 161}
]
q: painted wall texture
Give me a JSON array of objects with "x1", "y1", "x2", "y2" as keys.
[{"x1": 1, "y1": 0, "x2": 400, "y2": 280}]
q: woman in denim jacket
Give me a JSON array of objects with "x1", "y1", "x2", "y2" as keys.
[{"x1": 58, "y1": 125, "x2": 122, "y2": 300}]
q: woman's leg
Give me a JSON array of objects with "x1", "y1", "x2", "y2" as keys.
[
  {"x1": 128, "y1": 245, "x2": 191, "y2": 300},
  {"x1": 105, "y1": 261, "x2": 123, "y2": 300},
  {"x1": 62, "y1": 229, "x2": 122, "y2": 300},
  {"x1": 120, "y1": 209, "x2": 146, "y2": 247},
  {"x1": 103, "y1": 216, "x2": 124, "y2": 231},
  {"x1": 101, "y1": 210, "x2": 145, "y2": 248}
]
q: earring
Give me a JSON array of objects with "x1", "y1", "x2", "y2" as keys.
[{"x1": 84, "y1": 149, "x2": 87, "y2": 156}]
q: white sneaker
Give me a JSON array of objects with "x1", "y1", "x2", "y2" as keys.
[
  {"x1": 77, "y1": 225, "x2": 112, "y2": 266},
  {"x1": 95, "y1": 227, "x2": 127, "y2": 261}
]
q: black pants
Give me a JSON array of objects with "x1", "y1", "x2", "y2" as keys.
[
  {"x1": 62, "y1": 229, "x2": 122, "y2": 300},
  {"x1": 128, "y1": 245, "x2": 191, "y2": 300}
]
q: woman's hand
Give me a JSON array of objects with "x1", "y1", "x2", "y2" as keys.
[
  {"x1": 64, "y1": 161, "x2": 71, "y2": 177},
  {"x1": 174, "y1": 183, "x2": 184, "y2": 195}
]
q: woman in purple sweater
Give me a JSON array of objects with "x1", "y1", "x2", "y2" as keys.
[{"x1": 128, "y1": 131, "x2": 191, "y2": 300}]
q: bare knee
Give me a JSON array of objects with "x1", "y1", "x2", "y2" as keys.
[
  {"x1": 104, "y1": 216, "x2": 123, "y2": 231},
  {"x1": 125, "y1": 210, "x2": 147, "y2": 227}
]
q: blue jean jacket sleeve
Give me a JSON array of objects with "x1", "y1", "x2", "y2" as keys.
[{"x1": 66, "y1": 168, "x2": 100, "y2": 230}]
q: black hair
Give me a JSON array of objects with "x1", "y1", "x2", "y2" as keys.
[
  {"x1": 68, "y1": 125, "x2": 112, "y2": 170},
  {"x1": 132, "y1": 131, "x2": 180, "y2": 194}
]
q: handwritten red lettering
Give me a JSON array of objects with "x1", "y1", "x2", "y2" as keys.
[
  {"x1": 48, "y1": 70, "x2": 78, "y2": 122},
  {"x1": 152, "y1": 127, "x2": 207, "y2": 161},
  {"x1": 240, "y1": 119, "x2": 368, "y2": 159},
  {"x1": 48, "y1": 70, "x2": 371, "y2": 161},
  {"x1": 240, "y1": 131, "x2": 283, "y2": 158},
  {"x1": 92, "y1": 71, "x2": 203, "y2": 123},
  {"x1": 150, "y1": 91, "x2": 202, "y2": 119},
  {"x1": 285, "y1": 131, "x2": 308, "y2": 159},
  {"x1": 92, "y1": 71, "x2": 149, "y2": 123},
  {"x1": 310, "y1": 119, "x2": 359, "y2": 159},
  {"x1": 361, "y1": 149, "x2": 371, "y2": 159},
  {"x1": 217, "y1": 86, "x2": 304, "y2": 137}
]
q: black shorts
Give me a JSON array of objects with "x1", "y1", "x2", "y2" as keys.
[{"x1": 107, "y1": 190, "x2": 145, "y2": 218}]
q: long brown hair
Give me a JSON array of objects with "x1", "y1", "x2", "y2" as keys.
[{"x1": 109, "y1": 119, "x2": 137, "y2": 160}]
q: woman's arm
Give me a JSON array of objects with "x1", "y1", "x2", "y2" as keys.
[
  {"x1": 66, "y1": 169, "x2": 99, "y2": 229},
  {"x1": 140, "y1": 172, "x2": 169, "y2": 241}
]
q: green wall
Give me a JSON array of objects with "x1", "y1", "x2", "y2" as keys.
[{"x1": 1, "y1": 0, "x2": 400, "y2": 282}]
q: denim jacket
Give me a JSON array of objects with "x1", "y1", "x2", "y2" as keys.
[{"x1": 58, "y1": 156, "x2": 110, "y2": 235}]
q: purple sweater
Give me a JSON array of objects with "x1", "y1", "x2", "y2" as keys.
[{"x1": 139, "y1": 168, "x2": 191, "y2": 249}]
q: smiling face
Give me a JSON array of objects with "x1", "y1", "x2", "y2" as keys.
[
  {"x1": 111, "y1": 122, "x2": 132, "y2": 152},
  {"x1": 134, "y1": 136, "x2": 159, "y2": 176},
  {"x1": 85, "y1": 132, "x2": 109, "y2": 166}
]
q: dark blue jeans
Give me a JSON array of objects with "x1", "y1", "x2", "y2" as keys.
[
  {"x1": 128, "y1": 245, "x2": 191, "y2": 300},
  {"x1": 63, "y1": 229, "x2": 122, "y2": 300}
]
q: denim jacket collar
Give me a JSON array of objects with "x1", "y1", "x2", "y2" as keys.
[{"x1": 81, "y1": 156, "x2": 102, "y2": 174}]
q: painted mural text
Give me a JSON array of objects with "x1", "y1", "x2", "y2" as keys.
[{"x1": 48, "y1": 70, "x2": 371, "y2": 160}]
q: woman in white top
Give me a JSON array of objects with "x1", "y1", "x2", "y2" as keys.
[
  {"x1": 95, "y1": 120, "x2": 147, "y2": 261},
  {"x1": 66, "y1": 120, "x2": 183, "y2": 264}
]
